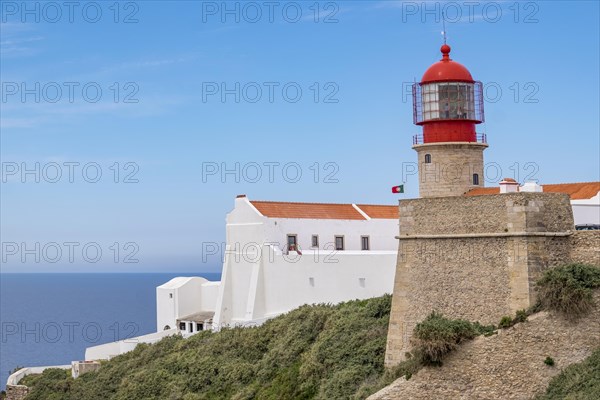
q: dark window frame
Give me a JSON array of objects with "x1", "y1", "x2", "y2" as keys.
[
  {"x1": 361, "y1": 236, "x2": 370, "y2": 251},
  {"x1": 287, "y1": 234, "x2": 298, "y2": 251},
  {"x1": 311, "y1": 235, "x2": 319, "y2": 248},
  {"x1": 334, "y1": 235, "x2": 345, "y2": 251}
]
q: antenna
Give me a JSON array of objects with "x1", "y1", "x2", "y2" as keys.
[{"x1": 442, "y1": 12, "x2": 447, "y2": 44}]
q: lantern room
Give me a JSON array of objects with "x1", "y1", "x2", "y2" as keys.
[{"x1": 412, "y1": 44, "x2": 485, "y2": 144}]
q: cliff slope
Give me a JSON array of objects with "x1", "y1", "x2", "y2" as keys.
[{"x1": 369, "y1": 292, "x2": 600, "y2": 400}]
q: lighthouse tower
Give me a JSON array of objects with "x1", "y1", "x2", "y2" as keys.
[{"x1": 412, "y1": 44, "x2": 488, "y2": 198}]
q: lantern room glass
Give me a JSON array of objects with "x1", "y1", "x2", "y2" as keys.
[
  {"x1": 413, "y1": 81, "x2": 484, "y2": 124},
  {"x1": 421, "y1": 82, "x2": 475, "y2": 121}
]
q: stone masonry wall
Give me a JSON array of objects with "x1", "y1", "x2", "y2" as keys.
[
  {"x1": 414, "y1": 142, "x2": 487, "y2": 198},
  {"x1": 371, "y1": 290, "x2": 600, "y2": 400},
  {"x1": 5, "y1": 385, "x2": 29, "y2": 400},
  {"x1": 398, "y1": 192, "x2": 573, "y2": 236},
  {"x1": 570, "y1": 230, "x2": 600, "y2": 266},
  {"x1": 385, "y1": 192, "x2": 575, "y2": 366}
]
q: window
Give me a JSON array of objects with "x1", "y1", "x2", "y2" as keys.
[
  {"x1": 361, "y1": 236, "x2": 370, "y2": 251},
  {"x1": 335, "y1": 236, "x2": 344, "y2": 251},
  {"x1": 287, "y1": 234, "x2": 297, "y2": 251},
  {"x1": 311, "y1": 235, "x2": 319, "y2": 248},
  {"x1": 169, "y1": 293, "x2": 173, "y2": 299},
  {"x1": 424, "y1": 154, "x2": 432, "y2": 164},
  {"x1": 196, "y1": 323, "x2": 203, "y2": 331},
  {"x1": 163, "y1": 325, "x2": 171, "y2": 331},
  {"x1": 179, "y1": 322, "x2": 186, "y2": 331},
  {"x1": 473, "y1": 173, "x2": 480, "y2": 185},
  {"x1": 421, "y1": 82, "x2": 476, "y2": 121},
  {"x1": 188, "y1": 322, "x2": 193, "y2": 332}
]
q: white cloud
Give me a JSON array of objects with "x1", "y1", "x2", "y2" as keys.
[{"x1": 0, "y1": 22, "x2": 43, "y2": 57}]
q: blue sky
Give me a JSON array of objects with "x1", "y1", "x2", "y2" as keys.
[{"x1": 1, "y1": 0, "x2": 599, "y2": 273}]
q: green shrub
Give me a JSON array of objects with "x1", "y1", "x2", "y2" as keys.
[
  {"x1": 536, "y1": 264, "x2": 600, "y2": 318},
  {"x1": 498, "y1": 309, "x2": 530, "y2": 329},
  {"x1": 472, "y1": 322, "x2": 497, "y2": 336},
  {"x1": 411, "y1": 312, "x2": 479, "y2": 364},
  {"x1": 20, "y1": 369, "x2": 73, "y2": 400},
  {"x1": 498, "y1": 316, "x2": 513, "y2": 328},
  {"x1": 514, "y1": 309, "x2": 528, "y2": 324},
  {"x1": 544, "y1": 357, "x2": 555, "y2": 367},
  {"x1": 536, "y1": 348, "x2": 600, "y2": 399}
]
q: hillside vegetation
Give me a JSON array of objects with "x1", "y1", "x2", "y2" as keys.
[
  {"x1": 20, "y1": 264, "x2": 600, "y2": 399},
  {"x1": 21, "y1": 295, "x2": 402, "y2": 400}
]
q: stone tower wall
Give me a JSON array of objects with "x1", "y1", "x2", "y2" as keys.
[
  {"x1": 384, "y1": 192, "x2": 591, "y2": 367},
  {"x1": 413, "y1": 142, "x2": 487, "y2": 198}
]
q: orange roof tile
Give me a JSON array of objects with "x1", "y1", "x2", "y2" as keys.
[
  {"x1": 542, "y1": 183, "x2": 600, "y2": 200},
  {"x1": 357, "y1": 204, "x2": 399, "y2": 219},
  {"x1": 466, "y1": 187, "x2": 501, "y2": 196},
  {"x1": 249, "y1": 201, "x2": 399, "y2": 220},
  {"x1": 251, "y1": 201, "x2": 366, "y2": 220},
  {"x1": 466, "y1": 182, "x2": 600, "y2": 200}
]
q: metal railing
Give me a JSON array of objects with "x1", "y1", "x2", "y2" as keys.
[{"x1": 412, "y1": 133, "x2": 487, "y2": 145}]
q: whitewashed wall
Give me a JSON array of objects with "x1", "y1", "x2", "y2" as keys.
[
  {"x1": 571, "y1": 193, "x2": 600, "y2": 225},
  {"x1": 213, "y1": 246, "x2": 397, "y2": 327},
  {"x1": 228, "y1": 197, "x2": 399, "y2": 252},
  {"x1": 156, "y1": 277, "x2": 218, "y2": 332},
  {"x1": 85, "y1": 329, "x2": 178, "y2": 361},
  {"x1": 211, "y1": 197, "x2": 400, "y2": 328}
]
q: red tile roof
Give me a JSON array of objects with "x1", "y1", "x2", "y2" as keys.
[
  {"x1": 357, "y1": 204, "x2": 399, "y2": 219},
  {"x1": 251, "y1": 201, "x2": 366, "y2": 220},
  {"x1": 249, "y1": 201, "x2": 398, "y2": 220},
  {"x1": 466, "y1": 182, "x2": 600, "y2": 200}
]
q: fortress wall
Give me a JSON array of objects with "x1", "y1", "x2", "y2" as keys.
[
  {"x1": 385, "y1": 192, "x2": 575, "y2": 367},
  {"x1": 570, "y1": 230, "x2": 600, "y2": 266}
]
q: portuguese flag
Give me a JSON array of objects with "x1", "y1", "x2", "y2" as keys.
[{"x1": 391, "y1": 185, "x2": 404, "y2": 194}]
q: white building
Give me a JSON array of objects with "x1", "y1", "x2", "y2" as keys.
[
  {"x1": 571, "y1": 191, "x2": 600, "y2": 226},
  {"x1": 155, "y1": 195, "x2": 400, "y2": 334},
  {"x1": 156, "y1": 277, "x2": 220, "y2": 334},
  {"x1": 212, "y1": 195, "x2": 399, "y2": 328}
]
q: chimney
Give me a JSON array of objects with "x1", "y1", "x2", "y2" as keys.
[
  {"x1": 520, "y1": 182, "x2": 543, "y2": 193},
  {"x1": 499, "y1": 178, "x2": 519, "y2": 194}
]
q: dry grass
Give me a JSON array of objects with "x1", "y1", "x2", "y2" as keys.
[{"x1": 536, "y1": 264, "x2": 600, "y2": 319}]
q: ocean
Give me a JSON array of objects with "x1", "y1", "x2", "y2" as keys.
[{"x1": 0, "y1": 273, "x2": 221, "y2": 390}]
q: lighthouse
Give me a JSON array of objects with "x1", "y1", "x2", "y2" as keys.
[{"x1": 412, "y1": 44, "x2": 488, "y2": 198}]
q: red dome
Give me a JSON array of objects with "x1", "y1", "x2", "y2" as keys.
[{"x1": 421, "y1": 45, "x2": 473, "y2": 83}]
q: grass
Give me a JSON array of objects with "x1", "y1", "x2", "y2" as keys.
[
  {"x1": 536, "y1": 348, "x2": 600, "y2": 399},
  {"x1": 536, "y1": 264, "x2": 600, "y2": 319},
  {"x1": 410, "y1": 312, "x2": 495, "y2": 365}
]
